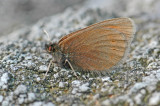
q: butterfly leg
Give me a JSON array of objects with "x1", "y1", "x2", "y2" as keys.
[
  {"x1": 65, "y1": 59, "x2": 79, "y2": 78},
  {"x1": 43, "y1": 59, "x2": 53, "y2": 80}
]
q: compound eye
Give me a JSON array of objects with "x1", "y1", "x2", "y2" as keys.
[
  {"x1": 45, "y1": 43, "x2": 57, "y2": 53},
  {"x1": 48, "y1": 44, "x2": 56, "y2": 52},
  {"x1": 48, "y1": 46, "x2": 52, "y2": 52}
]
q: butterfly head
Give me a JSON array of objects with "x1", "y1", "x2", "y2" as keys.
[{"x1": 45, "y1": 43, "x2": 59, "y2": 53}]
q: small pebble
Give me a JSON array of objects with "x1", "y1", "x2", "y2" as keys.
[
  {"x1": 14, "y1": 85, "x2": 27, "y2": 95},
  {"x1": 0, "y1": 95, "x2": 3, "y2": 102},
  {"x1": 28, "y1": 93, "x2": 36, "y2": 102},
  {"x1": 39, "y1": 65, "x2": 48, "y2": 71},
  {"x1": 149, "y1": 92, "x2": 160, "y2": 106},
  {"x1": 79, "y1": 83, "x2": 90, "y2": 92}
]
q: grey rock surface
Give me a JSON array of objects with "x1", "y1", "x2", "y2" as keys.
[
  {"x1": 0, "y1": 0, "x2": 85, "y2": 36},
  {"x1": 0, "y1": 0, "x2": 160, "y2": 105}
]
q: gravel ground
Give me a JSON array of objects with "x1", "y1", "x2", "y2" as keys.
[{"x1": 0, "y1": 0, "x2": 160, "y2": 105}]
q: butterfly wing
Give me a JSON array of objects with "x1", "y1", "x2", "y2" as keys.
[{"x1": 58, "y1": 18, "x2": 135, "y2": 71}]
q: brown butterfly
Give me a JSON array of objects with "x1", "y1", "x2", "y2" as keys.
[{"x1": 45, "y1": 17, "x2": 135, "y2": 74}]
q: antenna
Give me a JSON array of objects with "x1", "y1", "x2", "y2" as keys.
[{"x1": 43, "y1": 29, "x2": 52, "y2": 43}]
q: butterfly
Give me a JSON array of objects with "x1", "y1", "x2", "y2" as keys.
[{"x1": 45, "y1": 17, "x2": 135, "y2": 74}]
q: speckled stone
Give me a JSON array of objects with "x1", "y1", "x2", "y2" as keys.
[{"x1": 0, "y1": 0, "x2": 160, "y2": 105}]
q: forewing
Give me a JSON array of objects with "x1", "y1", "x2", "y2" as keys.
[
  {"x1": 59, "y1": 18, "x2": 135, "y2": 46},
  {"x1": 58, "y1": 18, "x2": 135, "y2": 71}
]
